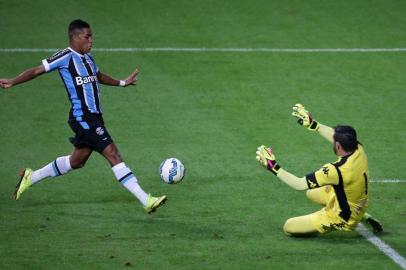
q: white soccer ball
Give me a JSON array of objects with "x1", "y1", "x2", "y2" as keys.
[{"x1": 159, "y1": 158, "x2": 185, "y2": 184}]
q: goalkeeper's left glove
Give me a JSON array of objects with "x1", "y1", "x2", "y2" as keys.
[
  {"x1": 291, "y1": 103, "x2": 319, "y2": 131},
  {"x1": 256, "y1": 145, "x2": 281, "y2": 175}
]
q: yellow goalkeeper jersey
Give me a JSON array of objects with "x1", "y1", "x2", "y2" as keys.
[{"x1": 305, "y1": 144, "x2": 369, "y2": 229}]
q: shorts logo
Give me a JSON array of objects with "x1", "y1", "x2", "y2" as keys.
[{"x1": 96, "y1": 127, "x2": 105, "y2": 136}]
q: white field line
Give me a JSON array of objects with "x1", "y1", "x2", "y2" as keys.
[
  {"x1": 357, "y1": 223, "x2": 406, "y2": 270},
  {"x1": 2, "y1": 47, "x2": 406, "y2": 53},
  {"x1": 371, "y1": 179, "x2": 406, "y2": 183},
  {"x1": 367, "y1": 179, "x2": 406, "y2": 268},
  {"x1": 362, "y1": 178, "x2": 405, "y2": 268}
]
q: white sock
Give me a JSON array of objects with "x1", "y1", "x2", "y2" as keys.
[
  {"x1": 31, "y1": 156, "x2": 72, "y2": 184},
  {"x1": 112, "y1": 162, "x2": 148, "y2": 206}
]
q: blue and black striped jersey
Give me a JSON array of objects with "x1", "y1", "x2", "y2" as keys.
[{"x1": 42, "y1": 47, "x2": 102, "y2": 122}]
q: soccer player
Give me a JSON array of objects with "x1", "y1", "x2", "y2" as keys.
[
  {"x1": 255, "y1": 104, "x2": 382, "y2": 236},
  {"x1": 0, "y1": 19, "x2": 166, "y2": 213}
]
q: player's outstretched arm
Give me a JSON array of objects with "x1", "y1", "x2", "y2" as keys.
[
  {"x1": 256, "y1": 145, "x2": 308, "y2": 190},
  {"x1": 291, "y1": 103, "x2": 334, "y2": 143},
  {"x1": 0, "y1": 65, "x2": 45, "y2": 89},
  {"x1": 97, "y1": 68, "x2": 140, "y2": 87},
  {"x1": 316, "y1": 123, "x2": 334, "y2": 143}
]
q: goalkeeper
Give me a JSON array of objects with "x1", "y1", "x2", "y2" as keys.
[{"x1": 256, "y1": 104, "x2": 382, "y2": 236}]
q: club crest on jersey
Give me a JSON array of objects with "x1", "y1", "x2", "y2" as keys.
[
  {"x1": 75, "y1": 75, "x2": 98, "y2": 86},
  {"x1": 96, "y1": 127, "x2": 105, "y2": 135}
]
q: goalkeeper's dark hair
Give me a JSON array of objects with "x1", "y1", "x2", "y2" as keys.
[
  {"x1": 68, "y1": 19, "x2": 90, "y2": 40},
  {"x1": 333, "y1": 125, "x2": 358, "y2": 152}
]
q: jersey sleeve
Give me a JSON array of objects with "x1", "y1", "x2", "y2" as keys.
[
  {"x1": 42, "y1": 49, "x2": 71, "y2": 72},
  {"x1": 305, "y1": 163, "x2": 339, "y2": 189}
]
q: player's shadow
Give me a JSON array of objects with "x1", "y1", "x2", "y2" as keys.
[
  {"x1": 21, "y1": 198, "x2": 226, "y2": 240},
  {"x1": 19, "y1": 198, "x2": 387, "y2": 240},
  {"x1": 24, "y1": 197, "x2": 130, "y2": 207}
]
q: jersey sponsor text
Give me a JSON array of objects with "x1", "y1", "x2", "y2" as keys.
[{"x1": 75, "y1": 75, "x2": 98, "y2": 86}]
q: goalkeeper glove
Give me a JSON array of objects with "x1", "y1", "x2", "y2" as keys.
[
  {"x1": 291, "y1": 103, "x2": 319, "y2": 131},
  {"x1": 256, "y1": 145, "x2": 281, "y2": 175}
]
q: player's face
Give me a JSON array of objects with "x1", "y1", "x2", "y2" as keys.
[{"x1": 73, "y1": 28, "x2": 93, "y2": 54}]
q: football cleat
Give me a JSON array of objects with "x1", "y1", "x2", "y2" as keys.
[
  {"x1": 14, "y1": 168, "x2": 33, "y2": 200},
  {"x1": 144, "y1": 194, "x2": 167, "y2": 214},
  {"x1": 366, "y1": 216, "x2": 383, "y2": 233}
]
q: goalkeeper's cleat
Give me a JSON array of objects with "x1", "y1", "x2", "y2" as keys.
[
  {"x1": 366, "y1": 216, "x2": 383, "y2": 233},
  {"x1": 292, "y1": 103, "x2": 319, "y2": 131},
  {"x1": 144, "y1": 194, "x2": 167, "y2": 214},
  {"x1": 14, "y1": 168, "x2": 33, "y2": 200}
]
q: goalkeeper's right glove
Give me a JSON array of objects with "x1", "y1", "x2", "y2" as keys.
[
  {"x1": 256, "y1": 145, "x2": 281, "y2": 175},
  {"x1": 291, "y1": 103, "x2": 319, "y2": 131}
]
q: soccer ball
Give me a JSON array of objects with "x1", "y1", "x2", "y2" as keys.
[{"x1": 159, "y1": 158, "x2": 185, "y2": 184}]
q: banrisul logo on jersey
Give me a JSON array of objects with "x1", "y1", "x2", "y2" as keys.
[{"x1": 75, "y1": 75, "x2": 98, "y2": 86}]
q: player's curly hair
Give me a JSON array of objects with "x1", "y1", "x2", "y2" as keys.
[
  {"x1": 68, "y1": 19, "x2": 90, "y2": 40},
  {"x1": 333, "y1": 125, "x2": 358, "y2": 152}
]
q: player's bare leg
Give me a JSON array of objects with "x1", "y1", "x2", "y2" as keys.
[
  {"x1": 70, "y1": 147, "x2": 93, "y2": 169},
  {"x1": 101, "y1": 143, "x2": 122, "y2": 167}
]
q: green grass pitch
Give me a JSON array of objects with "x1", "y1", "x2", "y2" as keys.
[{"x1": 0, "y1": 0, "x2": 405, "y2": 269}]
